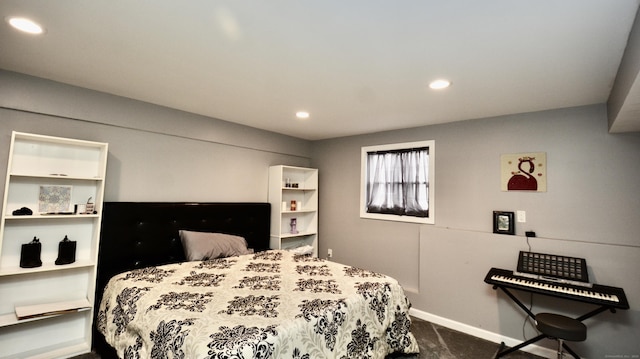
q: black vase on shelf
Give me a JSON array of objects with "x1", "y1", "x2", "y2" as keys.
[
  {"x1": 20, "y1": 237, "x2": 42, "y2": 268},
  {"x1": 55, "y1": 235, "x2": 76, "y2": 265}
]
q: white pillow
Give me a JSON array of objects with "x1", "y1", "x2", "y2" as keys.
[
  {"x1": 179, "y1": 230, "x2": 253, "y2": 261},
  {"x1": 289, "y1": 245, "x2": 314, "y2": 255}
]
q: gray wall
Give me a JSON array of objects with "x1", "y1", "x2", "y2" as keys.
[
  {"x1": 2, "y1": 70, "x2": 639, "y2": 357},
  {"x1": 311, "y1": 105, "x2": 640, "y2": 357},
  {"x1": 0, "y1": 70, "x2": 311, "y2": 204}
]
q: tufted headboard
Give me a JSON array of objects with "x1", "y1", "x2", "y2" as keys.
[
  {"x1": 96, "y1": 202, "x2": 270, "y2": 291},
  {"x1": 93, "y1": 202, "x2": 270, "y2": 356}
]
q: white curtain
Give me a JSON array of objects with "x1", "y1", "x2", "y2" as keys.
[{"x1": 366, "y1": 147, "x2": 429, "y2": 217}]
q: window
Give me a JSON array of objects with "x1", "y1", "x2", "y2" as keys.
[{"x1": 360, "y1": 140, "x2": 435, "y2": 224}]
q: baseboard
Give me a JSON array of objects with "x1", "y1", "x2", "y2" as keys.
[{"x1": 409, "y1": 308, "x2": 556, "y2": 358}]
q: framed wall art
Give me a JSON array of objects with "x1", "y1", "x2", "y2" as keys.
[
  {"x1": 493, "y1": 211, "x2": 515, "y2": 235},
  {"x1": 500, "y1": 152, "x2": 546, "y2": 192}
]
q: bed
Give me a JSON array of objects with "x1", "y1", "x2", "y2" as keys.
[{"x1": 94, "y1": 202, "x2": 419, "y2": 358}]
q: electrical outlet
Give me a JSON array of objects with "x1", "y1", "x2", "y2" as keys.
[
  {"x1": 327, "y1": 248, "x2": 333, "y2": 259},
  {"x1": 517, "y1": 210, "x2": 526, "y2": 223}
]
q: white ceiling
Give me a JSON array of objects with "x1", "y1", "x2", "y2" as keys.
[{"x1": 1, "y1": 1, "x2": 639, "y2": 140}]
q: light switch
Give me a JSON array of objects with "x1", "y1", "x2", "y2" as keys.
[{"x1": 517, "y1": 210, "x2": 526, "y2": 223}]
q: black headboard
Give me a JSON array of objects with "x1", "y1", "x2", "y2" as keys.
[
  {"x1": 93, "y1": 202, "x2": 270, "y2": 356},
  {"x1": 96, "y1": 202, "x2": 270, "y2": 288}
]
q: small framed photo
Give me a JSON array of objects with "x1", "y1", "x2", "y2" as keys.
[{"x1": 493, "y1": 211, "x2": 515, "y2": 235}]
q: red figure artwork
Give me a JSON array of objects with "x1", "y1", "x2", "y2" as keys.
[{"x1": 508, "y1": 156, "x2": 538, "y2": 191}]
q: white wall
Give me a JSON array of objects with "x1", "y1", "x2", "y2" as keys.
[{"x1": 311, "y1": 105, "x2": 640, "y2": 358}]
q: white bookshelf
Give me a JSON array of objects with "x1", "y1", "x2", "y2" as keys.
[
  {"x1": 268, "y1": 165, "x2": 318, "y2": 256},
  {"x1": 0, "y1": 132, "x2": 108, "y2": 359}
]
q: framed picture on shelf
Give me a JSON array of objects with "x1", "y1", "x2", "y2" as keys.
[
  {"x1": 493, "y1": 211, "x2": 515, "y2": 235},
  {"x1": 39, "y1": 185, "x2": 72, "y2": 213}
]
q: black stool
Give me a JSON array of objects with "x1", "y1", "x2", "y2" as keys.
[{"x1": 535, "y1": 313, "x2": 586, "y2": 359}]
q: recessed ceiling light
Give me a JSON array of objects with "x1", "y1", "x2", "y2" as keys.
[
  {"x1": 296, "y1": 111, "x2": 310, "y2": 119},
  {"x1": 429, "y1": 79, "x2": 451, "y2": 90},
  {"x1": 7, "y1": 17, "x2": 44, "y2": 34}
]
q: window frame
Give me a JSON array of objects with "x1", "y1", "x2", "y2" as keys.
[{"x1": 360, "y1": 140, "x2": 435, "y2": 224}]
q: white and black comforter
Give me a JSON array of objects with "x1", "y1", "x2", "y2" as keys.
[{"x1": 97, "y1": 250, "x2": 419, "y2": 358}]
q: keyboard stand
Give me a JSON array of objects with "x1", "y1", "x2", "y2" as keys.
[{"x1": 492, "y1": 284, "x2": 616, "y2": 358}]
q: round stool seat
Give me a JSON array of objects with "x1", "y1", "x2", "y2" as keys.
[{"x1": 535, "y1": 313, "x2": 586, "y2": 342}]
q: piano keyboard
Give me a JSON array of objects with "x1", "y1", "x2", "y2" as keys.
[
  {"x1": 485, "y1": 268, "x2": 629, "y2": 309},
  {"x1": 492, "y1": 273, "x2": 617, "y2": 302}
]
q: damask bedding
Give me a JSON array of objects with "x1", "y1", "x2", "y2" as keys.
[{"x1": 97, "y1": 250, "x2": 419, "y2": 358}]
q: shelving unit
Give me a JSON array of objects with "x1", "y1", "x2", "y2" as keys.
[
  {"x1": 268, "y1": 165, "x2": 318, "y2": 256},
  {"x1": 0, "y1": 132, "x2": 108, "y2": 359}
]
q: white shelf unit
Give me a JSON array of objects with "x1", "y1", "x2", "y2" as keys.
[
  {"x1": 268, "y1": 165, "x2": 318, "y2": 256},
  {"x1": 0, "y1": 132, "x2": 108, "y2": 359}
]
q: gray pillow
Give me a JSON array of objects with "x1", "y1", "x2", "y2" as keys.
[{"x1": 179, "y1": 230, "x2": 253, "y2": 261}]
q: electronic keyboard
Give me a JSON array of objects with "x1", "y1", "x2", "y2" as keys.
[{"x1": 485, "y1": 267, "x2": 629, "y2": 310}]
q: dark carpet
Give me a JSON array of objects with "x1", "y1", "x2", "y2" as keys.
[{"x1": 392, "y1": 317, "x2": 543, "y2": 358}]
